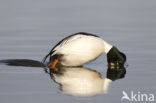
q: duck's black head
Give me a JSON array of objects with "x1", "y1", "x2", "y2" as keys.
[{"x1": 107, "y1": 46, "x2": 126, "y2": 64}]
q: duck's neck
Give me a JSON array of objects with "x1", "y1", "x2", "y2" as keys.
[
  {"x1": 103, "y1": 41, "x2": 126, "y2": 63},
  {"x1": 103, "y1": 41, "x2": 113, "y2": 53}
]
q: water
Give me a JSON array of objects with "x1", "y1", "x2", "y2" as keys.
[{"x1": 0, "y1": 0, "x2": 156, "y2": 103}]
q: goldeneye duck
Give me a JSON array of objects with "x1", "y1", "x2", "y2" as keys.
[{"x1": 43, "y1": 32, "x2": 126, "y2": 70}]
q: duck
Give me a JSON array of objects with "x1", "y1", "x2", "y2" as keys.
[{"x1": 43, "y1": 32, "x2": 126, "y2": 70}]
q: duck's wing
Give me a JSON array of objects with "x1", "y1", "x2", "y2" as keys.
[
  {"x1": 42, "y1": 32, "x2": 99, "y2": 63},
  {"x1": 51, "y1": 32, "x2": 99, "y2": 54}
]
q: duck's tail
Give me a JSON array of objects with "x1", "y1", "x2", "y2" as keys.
[{"x1": 42, "y1": 53, "x2": 50, "y2": 63}]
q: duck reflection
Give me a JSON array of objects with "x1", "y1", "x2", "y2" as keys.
[
  {"x1": 47, "y1": 65, "x2": 126, "y2": 97},
  {"x1": 0, "y1": 59, "x2": 126, "y2": 97}
]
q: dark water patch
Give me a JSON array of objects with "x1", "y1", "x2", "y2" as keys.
[{"x1": 0, "y1": 59, "x2": 45, "y2": 68}]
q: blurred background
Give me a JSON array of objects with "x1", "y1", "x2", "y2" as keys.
[{"x1": 0, "y1": 0, "x2": 156, "y2": 103}]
